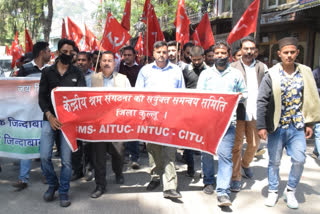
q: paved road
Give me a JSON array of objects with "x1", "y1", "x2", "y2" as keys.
[{"x1": 0, "y1": 140, "x2": 319, "y2": 214}]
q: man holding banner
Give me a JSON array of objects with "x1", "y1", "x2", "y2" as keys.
[
  {"x1": 90, "y1": 51, "x2": 131, "y2": 199},
  {"x1": 197, "y1": 40, "x2": 247, "y2": 207},
  {"x1": 135, "y1": 41, "x2": 185, "y2": 199},
  {"x1": 38, "y1": 38, "x2": 86, "y2": 207}
]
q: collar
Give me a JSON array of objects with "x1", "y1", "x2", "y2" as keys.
[
  {"x1": 213, "y1": 64, "x2": 230, "y2": 74},
  {"x1": 103, "y1": 72, "x2": 114, "y2": 80},
  {"x1": 241, "y1": 58, "x2": 256, "y2": 68},
  {"x1": 31, "y1": 60, "x2": 49, "y2": 71},
  {"x1": 85, "y1": 69, "x2": 93, "y2": 75},
  {"x1": 123, "y1": 61, "x2": 139, "y2": 67},
  {"x1": 151, "y1": 60, "x2": 173, "y2": 71}
]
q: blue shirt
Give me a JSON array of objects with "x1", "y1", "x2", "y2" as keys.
[
  {"x1": 135, "y1": 61, "x2": 185, "y2": 89},
  {"x1": 197, "y1": 64, "x2": 247, "y2": 123}
]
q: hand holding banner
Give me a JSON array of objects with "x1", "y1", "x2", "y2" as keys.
[{"x1": 52, "y1": 88, "x2": 240, "y2": 155}]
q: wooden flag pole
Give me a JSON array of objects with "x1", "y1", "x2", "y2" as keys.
[{"x1": 146, "y1": 15, "x2": 149, "y2": 64}]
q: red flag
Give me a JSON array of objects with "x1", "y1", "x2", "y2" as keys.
[
  {"x1": 67, "y1": 17, "x2": 84, "y2": 46},
  {"x1": 121, "y1": 0, "x2": 131, "y2": 31},
  {"x1": 227, "y1": 0, "x2": 260, "y2": 45},
  {"x1": 144, "y1": 4, "x2": 165, "y2": 57},
  {"x1": 61, "y1": 18, "x2": 67, "y2": 39},
  {"x1": 25, "y1": 29, "x2": 33, "y2": 53},
  {"x1": 135, "y1": 32, "x2": 144, "y2": 56},
  {"x1": 191, "y1": 13, "x2": 215, "y2": 50},
  {"x1": 10, "y1": 32, "x2": 23, "y2": 68},
  {"x1": 174, "y1": 0, "x2": 190, "y2": 46},
  {"x1": 100, "y1": 12, "x2": 131, "y2": 53},
  {"x1": 6, "y1": 45, "x2": 11, "y2": 56},
  {"x1": 191, "y1": 30, "x2": 201, "y2": 46},
  {"x1": 141, "y1": 0, "x2": 151, "y2": 23}
]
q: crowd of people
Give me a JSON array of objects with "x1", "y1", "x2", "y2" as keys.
[{"x1": 0, "y1": 36, "x2": 320, "y2": 210}]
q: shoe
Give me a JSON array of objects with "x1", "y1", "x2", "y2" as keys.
[
  {"x1": 59, "y1": 194, "x2": 71, "y2": 207},
  {"x1": 242, "y1": 167, "x2": 253, "y2": 179},
  {"x1": 43, "y1": 184, "x2": 59, "y2": 202},
  {"x1": 255, "y1": 148, "x2": 266, "y2": 157},
  {"x1": 311, "y1": 151, "x2": 320, "y2": 160},
  {"x1": 203, "y1": 184, "x2": 214, "y2": 195},
  {"x1": 131, "y1": 162, "x2": 140, "y2": 170},
  {"x1": 163, "y1": 189, "x2": 182, "y2": 198},
  {"x1": 71, "y1": 172, "x2": 84, "y2": 181},
  {"x1": 264, "y1": 191, "x2": 278, "y2": 207},
  {"x1": 230, "y1": 180, "x2": 241, "y2": 192},
  {"x1": 91, "y1": 186, "x2": 105, "y2": 198},
  {"x1": 146, "y1": 180, "x2": 160, "y2": 191},
  {"x1": 12, "y1": 180, "x2": 28, "y2": 191},
  {"x1": 115, "y1": 174, "x2": 124, "y2": 184},
  {"x1": 85, "y1": 170, "x2": 94, "y2": 182},
  {"x1": 217, "y1": 195, "x2": 232, "y2": 207},
  {"x1": 283, "y1": 189, "x2": 299, "y2": 209}
]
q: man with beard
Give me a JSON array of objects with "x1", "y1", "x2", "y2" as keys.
[
  {"x1": 90, "y1": 51, "x2": 131, "y2": 199},
  {"x1": 167, "y1": 41, "x2": 186, "y2": 69},
  {"x1": 230, "y1": 37, "x2": 267, "y2": 192},
  {"x1": 181, "y1": 42, "x2": 194, "y2": 64},
  {"x1": 182, "y1": 45, "x2": 209, "y2": 177},
  {"x1": 136, "y1": 41, "x2": 185, "y2": 199},
  {"x1": 198, "y1": 40, "x2": 247, "y2": 206},
  {"x1": 204, "y1": 47, "x2": 215, "y2": 67},
  {"x1": 39, "y1": 38, "x2": 86, "y2": 207}
]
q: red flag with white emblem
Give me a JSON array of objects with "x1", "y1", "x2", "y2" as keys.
[
  {"x1": 25, "y1": 29, "x2": 33, "y2": 53},
  {"x1": 67, "y1": 17, "x2": 84, "y2": 46},
  {"x1": 100, "y1": 12, "x2": 131, "y2": 53},
  {"x1": 135, "y1": 32, "x2": 144, "y2": 56},
  {"x1": 121, "y1": 0, "x2": 131, "y2": 31},
  {"x1": 141, "y1": 0, "x2": 151, "y2": 23},
  {"x1": 174, "y1": 0, "x2": 190, "y2": 46},
  {"x1": 10, "y1": 32, "x2": 23, "y2": 68},
  {"x1": 227, "y1": 0, "x2": 260, "y2": 45},
  {"x1": 144, "y1": 4, "x2": 165, "y2": 57},
  {"x1": 84, "y1": 24, "x2": 100, "y2": 52},
  {"x1": 61, "y1": 18, "x2": 67, "y2": 39},
  {"x1": 191, "y1": 13, "x2": 215, "y2": 50}
]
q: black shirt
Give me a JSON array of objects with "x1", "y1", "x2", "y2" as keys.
[
  {"x1": 17, "y1": 61, "x2": 42, "y2": 77},
  {"x1": 182, "y1": 63, "x2": 208, "y2": 89},
  {"x1": 118, "y1": 61, "x2": 142, "y2": 87},
  {"x1": 38, "y1": 63, "x2": 86, "y2": 120}
]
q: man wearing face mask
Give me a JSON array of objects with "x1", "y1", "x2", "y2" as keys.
[
  {"x1": 229, "y1": 37, "x2": 267, "y2": 193},
  {"x1": 197, "y1": 40, "x2": 247, "y2": 206},
  {"x1": 38, "y1": 38, "x2": 86, "y2": 207}
]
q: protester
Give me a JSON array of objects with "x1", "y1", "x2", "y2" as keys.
[
  {"x1": 167, "y1": 41, "x2": 185, "y2": 69},
  {"x1": 312, "y1": 66, "x2": 320, "y2": 160},
  {"x1": 12, "y1": 41, "x2": 51, "y2": 191},
  {"x1": 257, "y1": 37, "x2": 320, "y2": 209},
  {"x1": 181, "y1": 42, "x2": 193, "y2": 64},
  {"x1": 89, "y1": 51, "x2": 131, "y2": 199},
  {"x1": 91, "y1": 50, "x2": 99, "y2": 71},
  {"x1": 118, "y1": 46, "x2": 142, "y2": 170},
  {"x1": 204, "y1": 47, "x2": 215, "y2": 67},
  {"x1": 136, "y1": 41, "x2": 185, "y2": 199},
  {"x1": 182, "y1": 45, "x2": 209, "y2": 177},
  {"x1": 38, "y1": 38, "x2": 86, "y2": 207},
  {"x1": 232, "y1": 47, "x2": 242, "y2": 62},
  {"x1": 70, "y1": 51, "x2": 94, "y2": 182},
  {"x1": 230, "y1": 36, "x2": 267, "y2": 192},
  {"x1": 197, "y1": 40, "x2": 247, "y2": 207}
]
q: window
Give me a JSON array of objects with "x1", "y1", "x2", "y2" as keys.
[
  {"x1": 217, "y1": 0, "x2": 232, "y2": 15},
  {"x1": 267, "y1": 0, "x2": 289, "y2": 8}
]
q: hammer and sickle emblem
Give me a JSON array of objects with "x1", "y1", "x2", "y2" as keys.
[{"x1": 107, "y1": 32, "x2": 125, "y2": 49}]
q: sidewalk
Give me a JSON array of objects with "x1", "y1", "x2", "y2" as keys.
[{"x1": 0, "y1": 141, "x2": 319, "y2": 214}]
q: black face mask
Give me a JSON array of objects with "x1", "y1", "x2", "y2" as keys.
[
  {"x1": 214, "y1": 56, "x2": 229, "y2": 68},
  {"x1": 59, "y1": 53, "x2": 74, "y2": 65}
]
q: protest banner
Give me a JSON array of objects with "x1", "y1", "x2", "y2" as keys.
[
  {"x1": 0, "y1": 78, "x2": 42, "y2": 159},
  {"x1": 52, "y1": 88, "x2": 240, "y2": 155}
]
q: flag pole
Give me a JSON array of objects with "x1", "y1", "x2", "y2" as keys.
[
  {"x1": 146, "y1": 15, "x2": 149, "y2": 64},
  {"x1": 94, "y1": 43, "x2": 102, "y2": 73},
  {"x1": 175, "y1": 41, "x2": 179, "y2": 65}
]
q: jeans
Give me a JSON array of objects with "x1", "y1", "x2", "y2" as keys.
[
  {"x1": 40, "y1": 121, "x2": 72, "y2": 194},
  {"x1": 126, "y1": 141, "x2": 140, "y2": 162},
  {"x1": 267, "y1": 123, "x2": 306, "y2": 191},
  {"x1": 19, "y1": 159, "x2": 32, "y2": 183},
  {"x1": 314, "y1": 123, "x2": 320, "y2": 158},
  {"x1": 201, "y1": 125, "x2": 235, "y2": 196}
]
